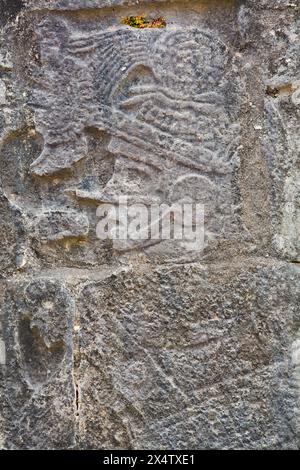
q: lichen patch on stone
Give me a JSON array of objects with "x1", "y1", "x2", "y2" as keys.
[{"x1": 122, "y1": 16, "x2": 166, "y2": 28}]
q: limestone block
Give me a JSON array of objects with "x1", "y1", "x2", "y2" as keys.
[
  {"x1": 0, "y1": 0, "x2": 299, "y2": 450},
  {"x1": 76, "y1": 262, "x2": 300, "y2": 449}
]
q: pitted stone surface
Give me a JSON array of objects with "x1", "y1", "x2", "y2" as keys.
[
  {"x1": 1, "y1": 279, "x2": 75, "y2": 449},
  {"x1": 76, "y1": 262, "x2": 300, "y2": 449},
  {"x1": 0, "y1": 0, "x2": 299, "y2": 450}
]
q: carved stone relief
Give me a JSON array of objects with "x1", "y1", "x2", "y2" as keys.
[{"x1": 0, "y1": 0, "x2": 299, "y2": 450}]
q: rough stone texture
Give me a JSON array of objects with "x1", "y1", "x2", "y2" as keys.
[
  {"x1": 76, "y1": 262, "x2": 300, "y2": 449},
  {"x1": 0, "y1": 0, "x2": 299, "y2": 450},
  {"x1": 2, "y1": 279, "x2": 75, "y2": 449}
]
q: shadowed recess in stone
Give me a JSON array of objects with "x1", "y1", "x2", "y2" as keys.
[
  {"x1": 0, "y1": 0, "x2": 24, "y2": 27},
  {"x1": 18, "y1": 317, "x2": 66, "y2": 386}
]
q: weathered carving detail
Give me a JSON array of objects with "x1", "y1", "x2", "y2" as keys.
[
  {"x1": 77, "y1": 264, "x2": 300, "y2": 449},
  {"x1": 264, "y1": 81, "x2": 300, "y2": 261},
  {"x1": 2, "y1": 279, "x2": 75, "y2": 448},
  {"x1": 31, "y1": 23, "x2": 240, "y2": 178},
  {"x1": 29, "y1": 19, "x2": 242, "y2": 254},
  {"x1": 34, "y1": 209, "x2": 89, "y2": 243}
]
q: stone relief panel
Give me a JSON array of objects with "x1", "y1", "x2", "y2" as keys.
[{"x1": 26, "y1": 13, "x2": 246, "y2": 261}]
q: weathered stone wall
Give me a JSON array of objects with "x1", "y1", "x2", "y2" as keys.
[{"x1": 0, "y1": 0, "x2": 299, "y2": 449}]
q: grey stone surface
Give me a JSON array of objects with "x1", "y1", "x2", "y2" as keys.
[
  {"x1": 1, "y1": 279, "x2": 75, "y2": 449},
  {"x1": 76, "y1": 261, "x2": 300, "y2": 449},
  {"x1": 0, "y1": 0, "x2": 299, "y2": 450}
]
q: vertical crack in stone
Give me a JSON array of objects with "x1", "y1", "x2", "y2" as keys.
[
  {"x1": 291, "y1": 330, "x2": 300, "y2": 444},
  {"x1": 72, "y1": 300, "x2": 82, "y2": 449}
]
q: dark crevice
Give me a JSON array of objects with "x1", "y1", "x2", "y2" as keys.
[
  {"x1": 75, "y1": 382, "x2": 80, "y2": 415},
  {"x1": 266, "y1": 83, "x2": 294, "y2": 98},
  {"x1": 0, "y1": 0, "x2": 25, "y2": 27}
]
